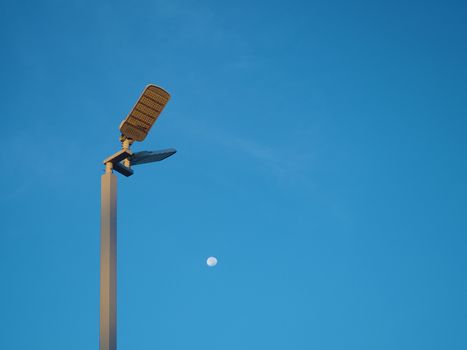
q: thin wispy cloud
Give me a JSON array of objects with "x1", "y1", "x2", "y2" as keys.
[{"x1": 179, "y1": 119, "x2": 314, "y2": 187}]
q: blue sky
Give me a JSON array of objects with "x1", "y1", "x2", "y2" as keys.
[{"x1": 1, "y1": 0, "x2": 467, "y2": 349}]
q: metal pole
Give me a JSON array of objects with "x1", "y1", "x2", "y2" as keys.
[{"x1": 100, "y1": 166, "x2": 117, "y2": 350}]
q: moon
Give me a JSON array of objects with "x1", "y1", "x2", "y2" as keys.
[{"x1": 206, "y1": 256, "x2": 218, "y2": 267}]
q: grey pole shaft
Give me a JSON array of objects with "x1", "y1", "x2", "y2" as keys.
[{"x1": 100, "y1": 171, "x2": 117, "y2": 350}]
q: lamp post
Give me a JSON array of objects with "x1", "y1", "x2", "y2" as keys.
[{"x1": 100, "y1": 85, "x2": 176, "y2": 350}]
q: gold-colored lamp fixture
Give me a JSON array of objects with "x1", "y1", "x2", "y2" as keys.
[
  {"x1": 119, "y1": 84, "x2": 171, "y2": 142},
  {"x1": 103, "y1": 84, "x2": 176, "y2": 177}
]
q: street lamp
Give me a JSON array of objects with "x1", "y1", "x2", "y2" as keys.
[{"x1": 100, "y1": 85, "x2": 176, "y2": 350}]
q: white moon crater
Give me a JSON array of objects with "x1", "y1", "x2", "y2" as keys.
[{"x1": 206, "y1": 256, "x2": 218, "y2": 267}]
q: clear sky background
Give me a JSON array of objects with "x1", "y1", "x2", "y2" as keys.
[{"x1": 1, "y1": 0, "x2": 467, "y2": 349}]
